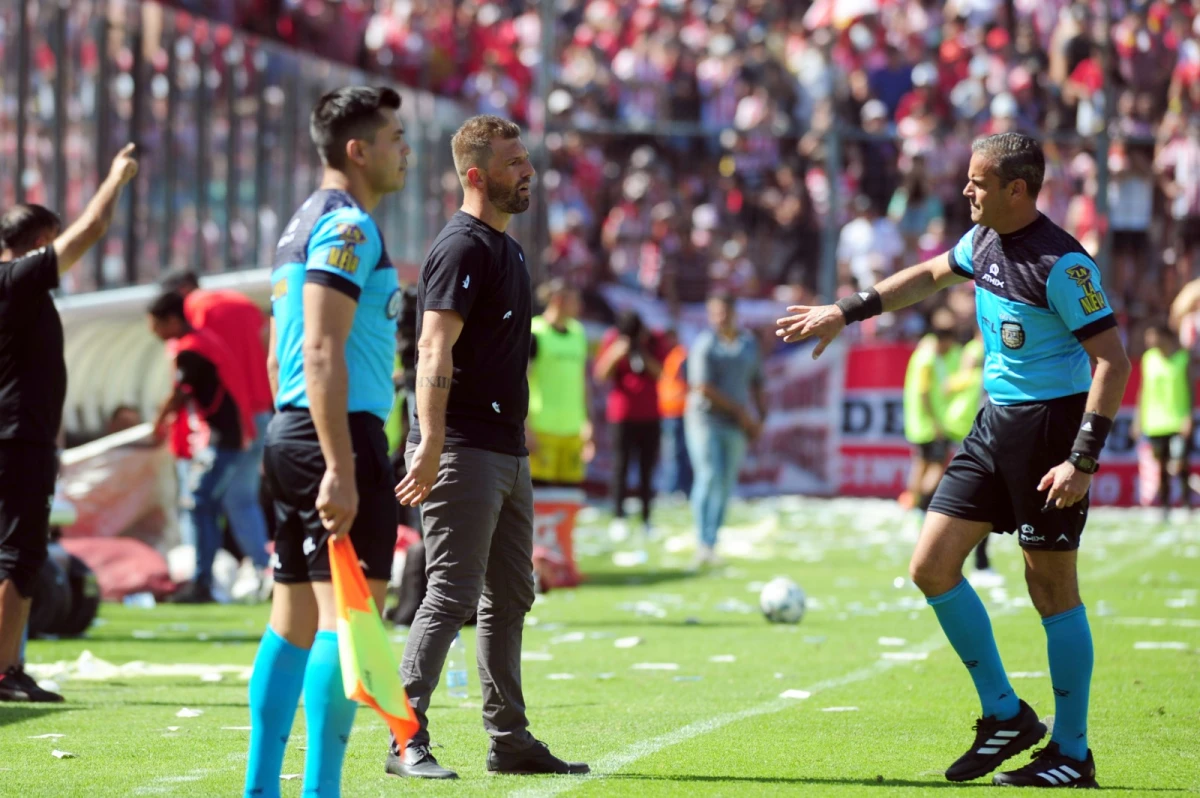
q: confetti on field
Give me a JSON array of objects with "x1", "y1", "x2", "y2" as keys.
[
  {"x1": 28, "y1": 734, "x2": 65, "y2": 739},
  {"x1": 877, "y1": 637, "x2": 907, "y2": 647},
  {"x1": 822, "y1": 706, "x2": 860, "y2": 712},
  {"x1": 281, "y1": 774, "x2": 301, "y2": 781},
  {"x1": 1111, "y1": 617, "x2": 1200, "y2": 628},
  {"x1": 546, "y1": 674, "x2": 576, "y2": 680},
  {"x1": 51, "y1": 750, "x2": 75, "y2": 759},
  {"x1": 1134, "y1": 641, "x2": 1188, "y2": 650},
  {"x1": 550, "y1": 632, "x2": 586, "y2": 644},
  {"x1": 166, "y1": 727, "x2": 181, "y2": 732},
  {"x1": 631, "y1": 663, "x2": 680, "y2": 671},
  {"x1": 780, "y1": 690, "x2": 812, "y2": 700},
  {"x1": 200, "y1": 673, "x2": 223, "y2": 683},
  {"x1": 673, "y1": 676, "x2": 703, "y2": 682},
  {"x1": 1009, "y1": 671, "x2": 1047, "y2": 679},
  {"x1": 709, "y1": 655, "x2": 736, "y2": 663},
  {"x1": 521, "y1": 652, "x2": 553, "y2": 662},
  {"x1": 881, "y1": 652, "x2": 928, "y2": 661},
  {"x1": 132, "y1": 630, "x2": 156, "y2": 639},
  {"x1": 176, "y1": 708, "x2": 203, "y2": 718},
  {"x1": 614, "y1": 637, "x2": 642, "y2": 649},
  {"x1": 221, "y1": 726, "x2": 253, "y2": 731}
]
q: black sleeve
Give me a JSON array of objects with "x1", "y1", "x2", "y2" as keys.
[
  {"x1": 420, "y1": 234, "x2": 486, "y2": 321},
  {"x1": 174, "y1": 351, "x2": 216, "y2": 397},
  {"x1": 0, "y1": 247, "x2": 59, "y2": 297},
  {"x1": 530, "y1": 336, "x2": 538, "y2": 360}
]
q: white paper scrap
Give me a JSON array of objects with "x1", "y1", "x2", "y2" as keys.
[
  {"x1": 51, "y1": 750, "x2": 75, "y2": 759},
  {"x1": 1008, "y1": 671, "x2": 1047, "y2": 679},
  {"x1": 1134, "y1": 641, "x2": 1188, "y2": 650},
  {"x1": 709, "y1": 655, "x2": 737, "y2": 663},
  {"x1": 176, "y1": 708, "x2": 204, "y2": 718},
  {"x1": 631, "y1": 663, "x2": 679, "y2": 671},
  {"x1": 822, "y1": 706, "x2": 860, "y2": 712},
  {"x1": 521, "y1": 652, "x2": 553, "y2": 662},
  {"x1": 877, "y1": 637, "x2": 907, "y2": 647},
  {"x1": 221, "y1": 726, "x2": 253, "y2": 731},
  {"x1": 27, "y1": 734, "x2": 65, "y2": 740},
  {"x1": 614, "y1": 637, "x2": 642, "y2": 649},
  {"x1": 201, "y1": 673, "x2": 223, "y2": 683},
  {"x1": 166, "y1": 727, "x2": 181, "y2": 732},
  {"x1": 780, "y1": 689, "x2": 812, "y2": 700},
  {"x1": 546, "y1": 674, "x2": 576, "y2": 681},
  {"x1": 881, "y1": 652, "x2": 928, "y2": 661}
]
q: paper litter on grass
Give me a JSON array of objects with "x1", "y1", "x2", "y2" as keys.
[
  {"x1": 709, "y1": 655, "x2": 736, "y2": 663},
  {"x1": 673, "y1": 676, "x2": 703, "y2": 682},
  {"x1": 550, "y1": 631, "x2": 586, "y2": 644},
  {"x1": 131, "y1": 630, "x2": 156, "y2": 639},
  {"x1": 28, "y1": 734, "x2": 65, "y2": 739},
  {"x1": 281, "y1": 775, "x2": 301, "y2": 781},
  {"x1": 714, "y1": 598, "x2": 754, "y2": 614},
  {"x1": 51, "y1": 750, "x2": 75, "y2": 759},
  {"x1": 881, "y1": 651, "x2": 928, "y2": 661},
  {"x1": 612, "y1": 550, "x2": 649, "y2": 568},
  {"x1": 221, "y1": 726, "x2": 253, "y2": 731},
  {"x1": 1134, "y1": 641, "x2": 1188, "y2": 650},
  {"x1": 614, "y1": 637, "x2": 642, "y2": 649},
  {"x1": 166, "y1": 727, "x2": 181, "y2": 732},
  {"x1": 616, "y1": 601, "x2": 667, "y2": 619},
  {"x1": 1008, "y1": 671, "x2": 1047, "y2": 679},
  {"x1": 546, "y1": 674, "x2": 576, "y2": 681},
  {"x1": 877, "y1": 637, "x2": 907, "y2": 647},
  {"x1": 595, "y1": 673, "x2": 615, "y2": 680},
  {"x1": 520, "y1": 651, "x2": 553, "y2": 662},
  {"x1": 780, "y1": 689, "x2": 811, "y2": 700},
  {"x1": 1111, "y1": 617, "x2": 1200, "y2": 628},
  {"x1": 822, "y1": 706, "x2": 859, "y2": 712},
  {"x1": 24, "y1": 651, "x2": 255, "y2": 682},
  {"x1": 631, "y1": 663, "x2": 679, "y2": 671},
  {"x1": 176, "y1": 708, "x2": 203, "y2": 718},
  {"x1": 200, "y1": 673, "x2": 223, "y2": 683}
]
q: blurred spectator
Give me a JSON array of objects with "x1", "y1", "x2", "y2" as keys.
[
  {"x1": 107, "y1": 405, "x2": 143, "y2": 435},
  {"x1": 1156, "y1": 116, "x2": 1200, "y2": 296},
  {"x1": 838, "y1": 195, "x2": 904, "y2": 290},
  {"x1": 1108, "y1": 140, "x2": 1155, "y2": 307},
  {"x1": 657, "y1": 328, "x2": 692, "y2": 499}
]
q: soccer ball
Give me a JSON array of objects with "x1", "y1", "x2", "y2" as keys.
[{"x1": 760, "y1": 577, "x2": 806, "y2": 624}]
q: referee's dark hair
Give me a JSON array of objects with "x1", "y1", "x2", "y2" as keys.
[
  {"x1": 972, "y1": 132, "x2": 1045, "y2": 199},
  {"x1": 0, "y1": 204, "x2": 62, "y2": 255},
  {"x1": 310, "y1": 86, "x2": 402, "y2": 169},
  {"x1": 147, "y1": 290, "x2": 188, "y2": 321}
]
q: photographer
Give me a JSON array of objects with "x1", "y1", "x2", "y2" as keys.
[{"x1": 593, "y1": 309, "x2": 669, "y2": 541}]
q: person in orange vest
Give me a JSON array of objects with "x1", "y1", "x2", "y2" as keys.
[
  {"x1": 149, "y1": 291, "x2": 267, "y2": 604},
  {"x1": 657, "y1": 329, "x2": 692, "y2": 497}
]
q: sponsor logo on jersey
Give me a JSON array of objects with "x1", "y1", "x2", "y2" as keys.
[
  {"x1": 1064, "y1": 264, "x2": 1107, "y2": 315},
  {"x1": 326, "y1": 245, "x2": 360, "y2": 275},
  {"x1": 336, "y1": 223, "x2": 367, "y2": 245}
]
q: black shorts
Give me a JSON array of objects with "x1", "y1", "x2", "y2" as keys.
[
  {"x1": 263, "y1": 410, "x2": 397, "y2": 584},
  {"x1": 915, "y1": 439, "x2": 950, "y2": 463},
  {"x1": 1111, "y1": 229, "x2": 1149, "y2": 256},
  {"x1": 1177, "y1": 216, "x2": 1200, "y2": 252},
  {"x1": 928, "y1": 393, "x2": 1088, "y2": 551},
  {"x1": 1148, "y1": 433, "x2": 1193, "y2": 463},
  {"x1": 0, "y1": 442, "x2": 58, "y2": 596}
]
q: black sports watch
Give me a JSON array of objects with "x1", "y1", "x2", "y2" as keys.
[{"x1": 1069, "y1": 452, "x2": 1100, "y2": 474}]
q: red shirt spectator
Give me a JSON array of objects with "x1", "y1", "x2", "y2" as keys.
[
  {"x1": 183, "y1": 289, "x2": 274, "y2": 416},
  {"x1": 596, "y1": 325, "x2": 670, "y2": 424}
]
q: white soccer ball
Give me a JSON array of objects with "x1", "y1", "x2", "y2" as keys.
[{"x1": 760, "y1": 577, "x2": 806, "y2": 624}]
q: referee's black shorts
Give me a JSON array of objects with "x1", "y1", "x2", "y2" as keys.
[
  {"x1": 0, "y1": 442, "x2": 58, "y2": 596},
  {"x1": 262, "y1": 409, "x2": 397, "y2": 584},
  {"x1": 928, "y1": 393, "x2": 1089, "y2": 552}
]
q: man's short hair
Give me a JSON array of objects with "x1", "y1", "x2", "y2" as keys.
[
  {"x1": 972, "y1": 132, "x2": 1045, "y2": 199},
  {"x1": 708, "y1": 290, "x2": 737, "y2": 310},
  {"x1": 451, "y1": 115, "x2": 522, "y2": 181},
  {"x1": 0, "y1": 204, "x2": 62, "y2": 254},
  {"x1": 310, "y1": 86, "x2": 402, "y2": 170},
  {"x1": 160, "y1": 268, "x2": 200, "y2": 293},
  {"x1": 536, "y1": 277, "x2": 570, "y2": 307},
  {"x1": 147, "y1": 291, "x2": 187, "y2": 321}
]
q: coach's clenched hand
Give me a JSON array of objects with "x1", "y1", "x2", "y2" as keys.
[
  {"x1": 396, "y1": 440, "x2": 440, "y2": 506},
  {"x1": 1038, "y1": 461, "x2": 1091, "y2": 510},
  {"x1": 317, "y1": 467, "x2": 358, "y2": 538},
  {"x1": 776, "y1": 304, "x2": 846, "y2": 358}
]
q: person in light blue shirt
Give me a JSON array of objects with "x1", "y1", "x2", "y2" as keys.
[
  {"x1": 685, "y1": 294, "x2": 766, "y2": 567},
  {"x1": 778, "y1": 133, "x2": 1131, "y2": 788},
  {"x1": 245, "y1": 85, "x2": 410, "y2": 798}
]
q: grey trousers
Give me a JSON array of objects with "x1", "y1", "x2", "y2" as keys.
[{"x1": 390, "y1": 443, "x2": 537, "y2": 755}]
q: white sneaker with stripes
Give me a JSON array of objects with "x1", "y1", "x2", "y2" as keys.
[{"x1": 993, "y1": 741, "x2": 1099, "y2": 788}]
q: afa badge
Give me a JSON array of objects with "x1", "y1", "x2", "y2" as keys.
[
  {"x1": 1000, "y1": 320, "x2": 1025, "y2": 349},
  {"x1": 386, "y1": 288, "x2": 402, "y2": 319}
]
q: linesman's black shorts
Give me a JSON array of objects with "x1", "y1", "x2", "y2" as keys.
[
  {"x1": 263, "y1": 409, "x2": 397, "y2": 584},
  {"x1": 1148, "y1": 433, "x2": 1192, "y2": 464},
  {"x1": 928, "y1": 393, "x2": 1089, "y2": 551},
  {"x1": 914, "y1": 438, "x2": 950, "y2": 464},
  {"x1": 0, "y1": 442, "x2": 58, "y2": 596}
]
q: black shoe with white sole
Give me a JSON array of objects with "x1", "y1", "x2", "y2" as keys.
[
  {"x1": 385, "y1": 745, "x2": 458, "y2": 779},
  {"x1": 0, "y1": 666, "x2": 64, "y2": 703},
  {"x1": 487, "y1": 740, "x2": 590, "y2": 775},
  {"x1": 993, "y1": 742, "x2": 1098, "y2": 788},
  {"x1": 945, "y1": 699, "x2": 1047, "y2": 782}
]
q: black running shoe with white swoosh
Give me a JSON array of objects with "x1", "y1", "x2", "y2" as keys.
[
  {"x1": 993, "y1": 742, "x2": 1098, "y2": 788},
  {"x1": 945, "y1": 699, "x2": 1047, "y2": 782}
]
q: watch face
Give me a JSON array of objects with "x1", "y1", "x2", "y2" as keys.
[{"x1": 1073, "y1": 454, "x2": 1098, "y2": 472}]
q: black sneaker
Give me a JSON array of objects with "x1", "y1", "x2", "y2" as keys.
[
  {"x1": 166, "y1": 582, "x2": 215, "y2": 604},
  {"x1": 0, "y1": 666, "x2": 64, "y2": 703},
  {"x1": 385, "y1": 745, "x2": 458, "y2": 779},
  {"x1": 945, "y1": 699, "x2": 1047, "y2": 782},
  {"x1": 487, "y1": 740, "x2": 590, "y2": 775},
  {"x1": 993, "y1": 742, "x2": 1099, "y2": 788}
]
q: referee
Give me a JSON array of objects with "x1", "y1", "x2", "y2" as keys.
[
  {"x1": 779, "y1": 133, "x2": 1130, "y2": 788},
  {"x1": 0, "y1": 144, "x2": 138, "y2": 702},
  {"x1": 390, "y1": 115, "x2": 588, "y2": 779}
]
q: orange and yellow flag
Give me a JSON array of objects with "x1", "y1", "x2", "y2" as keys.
[{"x1": 329, "y1": 535, "x2": 419, "y2": 749}]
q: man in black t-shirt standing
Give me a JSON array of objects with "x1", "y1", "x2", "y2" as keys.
[
  {"x1": 0, "y1": 145, "x2": 138, "y2": 703},
  {"x1": 388, "y1": 116, "x2": 588, "y2": 780}
]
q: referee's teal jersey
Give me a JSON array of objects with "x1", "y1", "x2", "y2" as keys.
[{"x1": 948, "y1": 214, "x2": 1116, "y2": 406}]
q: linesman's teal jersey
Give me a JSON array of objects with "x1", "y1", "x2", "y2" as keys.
[
  {"x1": 271, "y1": 189, "x2": 400, "y2": 422},
  {"x1": 948, "y1": 214, "x2": 1117, "y2": 406}
]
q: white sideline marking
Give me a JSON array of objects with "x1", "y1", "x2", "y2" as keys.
[{"x1": 507, "y1": 535, "x2": 1172, "y2": 798}]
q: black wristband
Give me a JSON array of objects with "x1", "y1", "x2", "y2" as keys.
[
  {"x1": 835, "y1": 287, "x2": 884, "y2": 325},
  {"x1": 1071, "y1": 412, "x2": 1113, "y2": 460}
]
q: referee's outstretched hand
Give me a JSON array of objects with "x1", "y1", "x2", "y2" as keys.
[
  {"x1": 776, "y1": 304, "x2": 847, "y2": 359},
  {"x1": 317, "y1": 468, "x2": 358, "y2": 539},
  {"x1": 1038, "y1": 461, "x2": 1091, "y2": 510}
]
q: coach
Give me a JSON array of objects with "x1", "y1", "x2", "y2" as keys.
[
  {"x1": 0, "y1": 145, "x2": 138, "y2": 702},
  {"x1": 389, "y1": 115, "x2": 588, "y2": 779}
]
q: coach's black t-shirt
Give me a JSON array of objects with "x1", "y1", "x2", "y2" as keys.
[
  {"x1": 0, "y1": 247, "x2": 66, "y2": 447},
  {"x1": 175, "y1": 350, "x2": 242, "y2": 450},
  {"x1": 409, "y1": 211, "x2": 531, "y2": 456}
]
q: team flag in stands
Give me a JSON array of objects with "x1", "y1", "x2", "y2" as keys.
[{"x1": 329, "y1": 535, "x2": 418, "y2": 748}]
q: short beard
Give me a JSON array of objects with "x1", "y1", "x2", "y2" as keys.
[{"x1": 488, "y1": 179, "x2": 531, "y2": 215}]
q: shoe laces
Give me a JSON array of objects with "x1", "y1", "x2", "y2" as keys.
[{"x1": 410, "y1": 744, "x2": 435, "y2": 762}]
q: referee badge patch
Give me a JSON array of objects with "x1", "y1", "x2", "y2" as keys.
[
  {"x1": 386, "y1": 288, "x2": 402, "y2": 319},
  {"x1": 1000, "y1": 320, "x2": 1025, "y2": 349}
]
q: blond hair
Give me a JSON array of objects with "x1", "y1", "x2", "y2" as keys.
[{"x1": 451, "y1": 115, "x2": 522, "y2": 184}]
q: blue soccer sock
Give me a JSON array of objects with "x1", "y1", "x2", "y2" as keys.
[
  {"x1": 302, "y1": 630, "x2": 357, "y2": 797},
  {"x1": 1044, "y1": 605, "x2": 1092, "y2": 761},
  {"x1": 245, "y1": 627, "x2": 309, "y2": 798},
  {"x1": 928, "y1": 579, "x2": 1020, "y2": 721}
]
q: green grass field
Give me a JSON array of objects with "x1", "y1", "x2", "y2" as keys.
[{"x1": 2, "y1": 498, "x2": 1198, "y2": 797}]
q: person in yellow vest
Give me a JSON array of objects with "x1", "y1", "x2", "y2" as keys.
[
  {"x1": 1136, "y1": 323, "x2": 1196, "y2": 518},
  {"x1": 657, "y1": 329, "x2": 693, "y2": 498},
  {"x1": 944, "y1": 330, "x2": 1003, "y2": 588},
  {"x1": 527, "y1": 280, "x2": 593, "y2": 485},
  {"x1": 903, "y1": 310, "x2": 961, "y2": 515}
]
